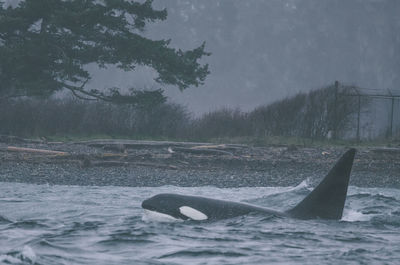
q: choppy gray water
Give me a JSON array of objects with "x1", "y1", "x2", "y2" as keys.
[{"x1": 1, "y1": 182, "x2": 400, "y2": 265}]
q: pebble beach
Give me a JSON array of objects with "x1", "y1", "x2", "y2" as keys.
[{"x1": 0, "y1": 138, "x2": 399, "y2": 188}]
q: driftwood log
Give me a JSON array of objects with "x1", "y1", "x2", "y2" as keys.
[
  {"x1": 73, "y1": 139, "x2": 211, "y2": 149},
  {"x1": 171, "y1": 147, "x2": 233, "y2": 156},
  {"x1": 2, "y1": 146, "x2": 68, "y2": 156}
]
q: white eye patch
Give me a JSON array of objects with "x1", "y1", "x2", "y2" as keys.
[
  {"x1": 179, "y1": 206, "x2": 208, "y2": 220},
  {"x1": 143, "y1": 209, "x2": 182, "y2": 222}
]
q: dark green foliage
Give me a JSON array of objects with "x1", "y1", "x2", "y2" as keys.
[{"x1": 0, "y1": 0, "x2": 209, "y2": 106}]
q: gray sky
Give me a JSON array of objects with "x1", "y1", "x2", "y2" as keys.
[{"x1": 88, "y1": 0, "x2": 400, "y2": 115}]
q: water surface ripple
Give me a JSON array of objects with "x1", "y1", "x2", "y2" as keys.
[{"x1": 1, "y1": 182, "x2": 400, "y2": 264}]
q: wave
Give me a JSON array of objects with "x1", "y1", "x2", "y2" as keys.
[
  {"x1": 0, "y1": 215, "x2": 12, "y2": 224},
  {"x1": 158, "y1": 249, "x2": 247, "y2": 259},
  {"x1": 288, "y1": 178, "x2": 313, "y2": 192},
  {"x1": 0, "y1": 246, "x2": 36, "y2": 265},
  {"x1": 349, "y1": 193, "x2": 399, "y2": 204},
  {"x1": 10, "y1": 219, "x2": 49, "y2": 229},
  {"x1": 0, "y1": 198, "x2": 26, "y2": 203},
  {"x1": 370, "y1": 215, "x2": 400, "y2": 227},
  {"x1": 341, "y1": 209, "x2": 373, "y2": 222}
]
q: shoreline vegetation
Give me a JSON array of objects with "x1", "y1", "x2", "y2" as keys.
[{"x1": 1, "y1": 84, "x2": 398, "y2": 143}]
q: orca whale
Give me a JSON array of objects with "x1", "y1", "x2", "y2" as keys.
[{"x1": 142, "y1": 148, "x2": 356, "y2": 221}]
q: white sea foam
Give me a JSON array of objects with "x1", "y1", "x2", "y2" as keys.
[
  {"x1": 0, "y1": 246, "x2": 36, "y2": 265},
  {"x1": 290, "y1": 178, "x2": 313, "y2": 191},
  {"x1": 341, "y1": 209, "x2": 373, "y2": 222},
  {"x1": 21, "y1": 245, "x2": 36, "y2": 264},
  {"x1": 0, "y1": 254, "x2": 21, "y2": 264}
]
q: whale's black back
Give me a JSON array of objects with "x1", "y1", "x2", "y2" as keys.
[
  {"x1": 142, "y1": 148, "x2": 357, "y2": 221},
  {"x1": 286, "y1": 148, "x2": 356, "y2": 219},
  {"x1": 142, "y1": 193, "x2": 285, "y2": 220}
]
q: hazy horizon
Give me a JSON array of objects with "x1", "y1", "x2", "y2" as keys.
[{"x1": 84, "y1": 0, "x2": 400, "y2": 115}]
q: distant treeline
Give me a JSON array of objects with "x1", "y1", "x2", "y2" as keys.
[
  {"x1": 0, "y1": 98, "x2": 190, "y2": 139},
  {"x1": 0, "y1": 84, "x2": 369, "y2": 141}
]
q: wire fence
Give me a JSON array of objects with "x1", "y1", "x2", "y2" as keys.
[{"x1": 338, "y1": 81, "x2": 400, "y2": 140}]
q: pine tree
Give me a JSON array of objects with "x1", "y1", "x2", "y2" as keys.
[{"x1": 0, "y1": 0, "x2": 209, "y2": 106}]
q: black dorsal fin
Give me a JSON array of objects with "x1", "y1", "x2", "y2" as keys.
[{"x1": 286, "y1": 148, "x2": 356, "y2": 220}]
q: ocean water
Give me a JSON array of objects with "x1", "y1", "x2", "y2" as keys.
[{"x1": 1, "y1": 182, "x2": 400, "y2": 265}]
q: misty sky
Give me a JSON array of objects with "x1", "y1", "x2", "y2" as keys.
[{"x1": 87, "y1": 0, "x2": 400, "y2": 115}]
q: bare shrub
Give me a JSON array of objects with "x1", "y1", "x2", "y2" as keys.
[
  {"x1": 0, "y1": 98, "x2": 191, "y2": 139},
  {"x1": 248, "y1": 85, "x2": 362, "y2": 140},
  {"x1": 191, "y1": 108, "x2": 250, "y2": 139}
]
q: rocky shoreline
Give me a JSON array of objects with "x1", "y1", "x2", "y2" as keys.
[{"x1": 0, "y1": 137, "x2": 399, "y2": 188}]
